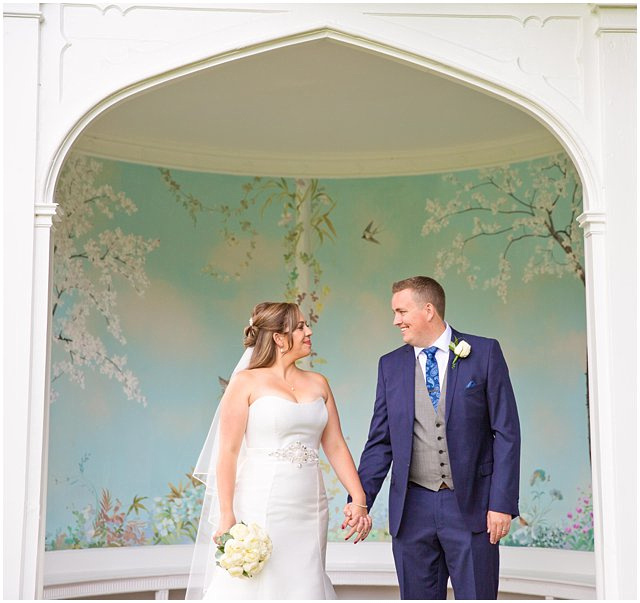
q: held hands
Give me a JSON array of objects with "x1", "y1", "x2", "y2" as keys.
[
  {"x1": 487, "y1": 510, "x2": 512, "y2": 545},
  {"x1": 341, "y1": 502, "x2": 373, "y2": 544},
  {"x1": 214, "y1": 512, "x2": 237, "y2": 544}
]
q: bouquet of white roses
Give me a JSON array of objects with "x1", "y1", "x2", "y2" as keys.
[{"x1": 215, "y1": 522, "x2": 273, "y2": 578}]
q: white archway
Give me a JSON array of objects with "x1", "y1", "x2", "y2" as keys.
[{"x1": 45, "y1": 24, "x2": 604, "y2": 591}]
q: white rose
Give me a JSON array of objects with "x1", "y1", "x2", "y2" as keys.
[
  {"x1": 243, "y1": 561, "x2": 260, "y2": 575},
  {"x1": 253, "y1": 561, "x2": 266, "y2": 575},
  {"x1": 229, "y1": 523, "x2": 250, "y2": 541},
  {"x1": 243, "y1": 549, "x2": 260, "y2": 564},
  {"x1": 244, "y1": 537, "x2": 261, "y2": 553},
  {"x1": 224, "y1": 539, "x2": 245, "y2": 555},
  {"x1": 454, "y1": 340, "x2": 471, "y2": 358},
  {"x1": 229, "y1": 552, "x2": 244, "y2": 565},
  {"x1": 248, "y1": 523, "x2": 267, "y2": 540},
  {"x1": 227, "y1": 565, "x2": 244, "y2": 578},
  {"x1": 218, "y1": 555, "x2": 233, "y2": 569}
]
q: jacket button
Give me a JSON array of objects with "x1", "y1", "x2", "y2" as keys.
[
  {"x1": 439, "y1": 450, "x2": 444, "y2": 454},
  {"x1": 436, "y1": 423, "x2": 441, "y2": 428}
]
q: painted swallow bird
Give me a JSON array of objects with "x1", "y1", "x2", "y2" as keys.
[{"x1": 362, "y1": 221, "x2": 382, "y2": 244}]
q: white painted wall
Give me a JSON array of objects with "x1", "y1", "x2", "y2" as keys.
[{"x1": 3, "y1": 3, "x2": 636, "y2": 599}]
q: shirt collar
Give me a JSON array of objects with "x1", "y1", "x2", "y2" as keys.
[{"x1": 413, "y1": 323, "x2": 452, "y2": 358}]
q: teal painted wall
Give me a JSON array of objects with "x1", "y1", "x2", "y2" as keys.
[{"x1": 46, "y1": 153, "x2": 591, "y2": 551}]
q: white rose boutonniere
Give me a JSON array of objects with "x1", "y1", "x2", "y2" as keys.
[
  {"x1": 448, "y1": 338, "x2": 471, "y2": 369},
  {"x1": 215, "y1": 521, "x2": 272, "y2": 578}
]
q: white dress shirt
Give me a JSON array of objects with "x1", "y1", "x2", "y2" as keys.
[{"x1": 414, "y1": 322, "x2": 452, "y2": 390}]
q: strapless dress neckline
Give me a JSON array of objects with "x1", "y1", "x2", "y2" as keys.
[{"x1": 251, "y1": 395, "x2": 326, "y2": 407}]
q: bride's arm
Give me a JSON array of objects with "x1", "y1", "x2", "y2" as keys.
[
  {"x1": 214, "y1": 373, "x2": 251, "y2": 539},
  {"x1": 320, "y1": 379, "x2": 372, "y2": 542}
]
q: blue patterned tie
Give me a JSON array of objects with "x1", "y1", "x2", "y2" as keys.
[{"x1": 423, "y1": 346, "x2": 441, "y2": 411}]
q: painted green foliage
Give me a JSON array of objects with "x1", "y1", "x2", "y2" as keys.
[
  {"x1": 160, "y1": 171, "x2": 336, "y2": 358},
  {"x1": 503, "y1": 469, "x2": 594, "y2": 550},
  {"x1": 47, "y1": 454, "x2": 204, "y2": 549}
]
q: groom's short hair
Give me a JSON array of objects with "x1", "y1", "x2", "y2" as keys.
[{"x1": 392, "y1": 276, "x2": 446, "y2": 319}]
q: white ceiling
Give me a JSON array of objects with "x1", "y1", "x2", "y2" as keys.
[{"x1": 76, "y1": 39, "x2": 561, "y2": 177}]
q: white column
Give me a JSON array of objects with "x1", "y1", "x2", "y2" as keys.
[
  {"x1": 2, "y1": 4, "x2": 44, "y2": 600},
  {"x1": 577, "y1": 210, "x2": 612, "y2": 601},
  {"x1": 27, "y1": 204, "x2": 57, "y2": 599},
  {"x1": 591, "y1": 5, "x2": 637, "y2": 600}
]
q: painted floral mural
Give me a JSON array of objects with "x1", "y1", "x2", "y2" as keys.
[{"x1": 47, "y1": 152, "x2": 591, "y2": 551}]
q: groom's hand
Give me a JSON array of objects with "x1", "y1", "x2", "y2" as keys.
[{"x1": 487, "y1": 510, "x2": 512, "y2": 545}]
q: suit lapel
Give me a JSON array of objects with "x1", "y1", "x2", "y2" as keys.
[
  {"x1": 402, "y1": 345, "x2": 416, "y2": 428},
  {"x1": 445, "y1": 327, "x2": 461, "y2": 424}
]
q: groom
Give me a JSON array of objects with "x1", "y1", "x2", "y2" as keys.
[{"x1": 351, "y1": 276, "x2": 520, "y2": 599}]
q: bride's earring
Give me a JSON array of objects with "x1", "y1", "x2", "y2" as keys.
[{"x1": 279, "y1": 346, "x2": 286, "y2": 355}]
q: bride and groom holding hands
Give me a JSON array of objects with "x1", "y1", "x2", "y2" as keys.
[{"x1": 187, "y1": 276, "x2": 521, "y2": 600}]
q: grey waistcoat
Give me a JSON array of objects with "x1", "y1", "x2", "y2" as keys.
[{"x1": 408, "y1": 357, "x2": 455, "y2": 491}]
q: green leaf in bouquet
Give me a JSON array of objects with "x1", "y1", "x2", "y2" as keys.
[{"x1": 219, "y1": 532, "x2": 233, "y2": 547}]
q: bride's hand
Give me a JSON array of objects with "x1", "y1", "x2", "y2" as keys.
[
  {"x1": 342, "y1": 503, "x2": 372, "y2": 543},
  {"x1": 214, "y1": 512, "x2": 236, "y2": 544}
]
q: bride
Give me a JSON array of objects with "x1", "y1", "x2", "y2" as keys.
[{"x1": 186, "y1": 302, "x2": 372, "y2": 599}]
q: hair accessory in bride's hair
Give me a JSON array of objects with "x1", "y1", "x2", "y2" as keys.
[{"x1": 249, "y1": 317, "x2": 254, "y2": 327}]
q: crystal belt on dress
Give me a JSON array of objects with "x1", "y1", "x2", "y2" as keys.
[{"x1": 267, "y1": 441, "x2": 319, "y2": 468}]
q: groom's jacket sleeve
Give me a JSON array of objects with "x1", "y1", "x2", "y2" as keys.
[
  {"x1": 486, "y1": 339, "x2": 521, "y2": 518},
  {"x1": 356, "y1": 357, "x2": 393, "y2": 511}
]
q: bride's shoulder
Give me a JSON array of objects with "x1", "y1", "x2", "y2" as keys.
[
  {"x1": 227, "y1": 369, "x2": 258, "y2": 390},
  {"x1": 300, "y1": 369, "x2": 330, "y2": 387}
]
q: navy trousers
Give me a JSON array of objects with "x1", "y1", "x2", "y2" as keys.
[{"x1": 392, "y1": 483, "x2": 499, "y2": 600}]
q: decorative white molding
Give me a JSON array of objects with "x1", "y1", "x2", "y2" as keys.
[
  {"x1": 44, "y1": 574, "x2": 187, "y2": 600},
  {"x1": 593, "y1": 5, "x2": 638, "y2": 35},
  {"x1": 72, "y1": 130, "x2": 562, "y2": 178},
  {"x1": 34, "y1": 203, "x2": 59, "y2": 228},
  {"x1": 42, "y1": 543, "x2": 595, "y2": 600},
  {"x1": 3, "y1": 3, "x2": 43, "y2": 21},
  {"x1": 363, "y1": 9, "x2": 584, "y2": 107},
  {"x1": 577, "y1": 210, "x2": 606, "y2": 236},
  {"x1": 57, "y1": 3, "x2": 290, "y2": 102},
  {"x1": 3, "y1": 11, "x2": 44, "y2": 21}
]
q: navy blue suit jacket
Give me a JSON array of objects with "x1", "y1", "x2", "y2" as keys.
[{"x1": 357, "y1": 328, "x2": 521, "y2": 536}]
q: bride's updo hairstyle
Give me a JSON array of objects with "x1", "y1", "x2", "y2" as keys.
[{"x1": 244, "y1": 302, "x2": 301, "y2": 369}]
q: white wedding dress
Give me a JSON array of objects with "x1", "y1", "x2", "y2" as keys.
[{"x1": 202, "y1": 395, "x2": 337, "y2": 600}]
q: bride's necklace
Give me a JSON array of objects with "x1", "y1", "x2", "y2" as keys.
[{"x1": 281, "y1": 371, "x2": 296, "y2": 391}]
